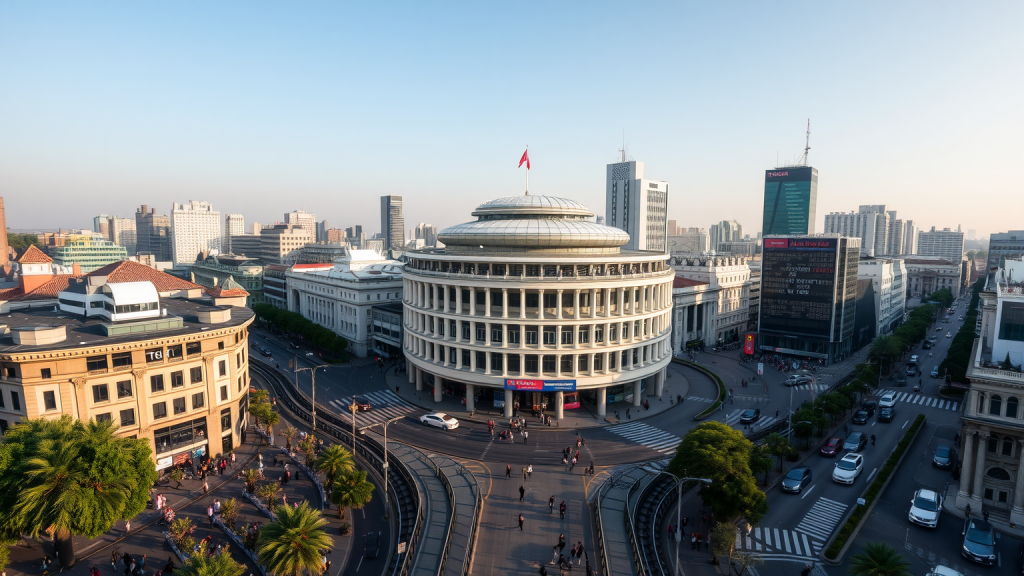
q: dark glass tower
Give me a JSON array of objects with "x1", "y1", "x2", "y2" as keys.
[{"x1": 762, "y1": 167, "x2": 818, "y2": 235}]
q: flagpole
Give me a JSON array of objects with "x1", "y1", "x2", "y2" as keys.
[{"x1": 525, "y1": 145, "x2": 529, "y2": 196}]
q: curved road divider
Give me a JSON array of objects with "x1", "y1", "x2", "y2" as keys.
[
  {"x1": 821, "y1": 414, "x2": 927, "y2": 563},
  {"x1": 671, "y1": 358, "x2": 727, "y2": 419}
]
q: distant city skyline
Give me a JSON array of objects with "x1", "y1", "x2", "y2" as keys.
[{"x1": 1, "y1": 3, "x2": 1021, "y2": 236}]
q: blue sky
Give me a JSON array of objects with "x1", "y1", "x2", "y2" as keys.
[{"x1": 1, "y1": 1, "x2": 1021, "y2": 239}]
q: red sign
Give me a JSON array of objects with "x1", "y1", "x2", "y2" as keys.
[
  {"x1": 743, "y1": 333, "x2": 756, "y2": 355},
  {"x1": 764, "y1": 238, "x2": 788, "y2": 249},
  {"x1": 767, "y1": 171, "x2": 789, "y2": 178},
  {"x1": 505, "y1": 379, "x2": 544, "y2": 391}
]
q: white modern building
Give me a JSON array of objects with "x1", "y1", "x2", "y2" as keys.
[
  {"x1": 667, "y1": 230, "x2": 710, "y2": 254},
  {"x1": 857, "y1": 257, "x2": 907, "y2": 336},
  {"x1": 171, "y1": 201, "x2": 221, "y2": 264},
  {"x1": 710, "y1": 220, "x2": 743, "y2": 252},
  {"x1": 671, "y1": 277, "x2": 720, "y2": 353},
  {"x1": 284, "y1": 210, "x2": 317, "y2": 237},
  {"x1": 224, "y1": 214, "x2": 245, "y2": 254},
  {"x1": 823, "y1": 205, "x2": 890, "y2": 257},
  {"x1": 403, "y1": 195, "x2": 674, "y2": 419},
  {"x1": 917, "y1": 226, "x2": 965, "y2": 262},
  {"x1": 606, "y1": 160, "x2": 669, "y2": 253},
  {"x1": 108, "y1": 216, "x2": 137, "y2": 255},
  {"x1": 671, "y1": 255, "x2": 751, "y2": 344},
  {"x1": 286, "y1": 250, "x2": 405, "y2": 357},
  {"x1": 957, "y1": 257, "x2": 1024, "y2": 525}
]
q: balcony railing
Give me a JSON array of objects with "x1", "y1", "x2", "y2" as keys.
[{"x1": 405, "y1": 268, "x2": 676, "y2": 282}]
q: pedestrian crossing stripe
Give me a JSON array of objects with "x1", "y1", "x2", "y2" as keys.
[
  {"x1": 795, "y1": 497, "x2": 848, "y2": 542},
  {"x1": 326, "y1": 390, "x2": 418, "y2": 425},
  {"x1": 875, "y1": 390, "x2": 959, "y2": 411},
  {"x1": 606, "y1": 422, "x2": 681, "y2": 455},
  {"x1": 734, "y1": 527, "x2": 821, "y2": 558},
  {"x1": 684, "y1": 396, "x2": 714, "y2": 403},
  {"x1": 723, "y1": 410, "x2": 781, "y2": 431},
  {"x1": 790, "y1": 383, "x2": 830, "y2": 392}
]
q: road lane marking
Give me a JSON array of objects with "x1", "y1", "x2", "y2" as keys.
[
  {"x1": 801, "y1": 485, "x2": 816, "y2": 499},
  {"x1": 902, "y1": 420, "x2": 910, "y2": 429},
  {"x1": 866, "y1": 468, "x2": 878, "y2": 483}
]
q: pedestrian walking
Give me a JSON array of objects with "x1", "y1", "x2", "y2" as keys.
[
  {"x1": 125, "y1": 520, "x2": 131, "y2": 534},
  {"x1": 523, "y1": 468, "x2": 528, "y2": 481},
  {"x1": 690, "y1": 533, "x2": 696, "y2": 550},
  {"x1": 524, "y1": 430, "x2": 529, "y2": 445},
  {"x1": 527, "y1": 464, "x2": 533, "y2": 477},
  {"x1": 549, "y1": 495, "x2": 555, "y2": 513},
  {"x1": 575, "y1": 542, "x2": 584, "y2": 565},
  {"x1": 775, "y1": 409, "x2": 779, "y2": 418},
  {"x1": 540, "y1": 565, "x2": 548, "y2": 576},
  {"x1": 207, "y1": 505, "x2": 214, "y2": 525},
  {"x1": 559, "y1": 500, "x2": 567, "y2": 520},
  {"x1": 519, "y1": 514, "x2": 524, "y2": 531},
  {"x1": 214, "y1": 499, "x2": 221, "y2": 514},
  {"x1": 506, "y1": 464, "x2": 512, "y2": 478},
  {"x1": 519, "y1": 485, "x2": 526, "y2": 501},
  {"x1": 203, "y1": 479, "x2": 209, "y2": 494},
  {"x1": 558, "y1": 534, "x2": 566, "y2": 552}
]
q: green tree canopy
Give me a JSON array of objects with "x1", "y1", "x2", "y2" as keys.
[
  {"x1": 8, "y1": 233, "x2": 40, "y2": 250},
  {"x1": 926, "y1": 288, "x2": 955, "y2": 308},
  {"x1": 0, "y1": 417, "x2": 157, "y2": 567},
  {"x1": 330, "y1": 469, "x2": 375, "y2": 519},
  {"x1": 667, "y1": 422, "x2": 768, "y2": 525},
  {"x1": 257, "y1": 502, "x2": 334, "y2": 576},
  {"x1": 315, "y1": 444, "x2": 355, "y2": 488},
  {"x1": 848, "y1": 542, "x2": 910, "y2": 576},
  {"x1": 178, "y1": 543, "x2": 246, "y2": 576},
  {"x1": 253, "y1": 303, "x2": 349, "y2": 357},
  {"x1": 868, "y1": 335, "x2": 904, "y2": 373}
]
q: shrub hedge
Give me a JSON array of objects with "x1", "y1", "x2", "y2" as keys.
[
  {"x1": 823, "y1": 414, "x2": 926, "y2": 560},
  {"x1": 675, "y1": 359, "x2": 727, "y2": 418}
]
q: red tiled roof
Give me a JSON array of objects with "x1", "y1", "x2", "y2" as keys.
[
  {"x1": 17, "y1": 245, "x2": 53, "y2": 264},
  {"x1": 292, "y1": 263, "x2": 332, "y2": 270},
  {"x1": 1, "y1": 274, "x2": 80, "y2": 302},
  {"x1": 674, "y1": 276, "x2": 709, "y2": 288},
  {"x1": 88, "y1": 260, "x2": 203, "y2": 292},
  {"x1": 207, "y1": 276, "x2": 250, "y2": 298}
]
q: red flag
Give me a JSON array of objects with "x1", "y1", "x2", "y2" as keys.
[{"x1": 518, "y1": 149, "x2": 530, "y2": 170}]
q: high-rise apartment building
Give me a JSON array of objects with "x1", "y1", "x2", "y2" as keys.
[
  {"x1": 762, "y1": 167, "x2": 818, "y2": 236},
  {"x1": 260, "y1": 224, "x2": 314, "y2": 265},
  {"x1": 251, "y1": 222, "x2": 262, "y2": 235},
  {"x1": 326, "y1": 228, "x2": 347, "y2": 243},
  {"x1": 316, "y1": 220, "x2": 328, "y2": 243},
  {"x1": 710, "y1": 220, "x2": 743, "y2": 252},
  {"x1": 135, "y1": 205, "x2": 172, "y2": 261},
  {"x1": 224, "y1": 214, "x2": 245, "y2": 254},
  {"x1": 93, "y1": 215, "x2": 113, "y2": 237},
  {"x1": 107, "y1": 216, "x2": 137, "y2": 255},
  {"x1": 917, "y1": 226, "x2": 965, "y2": 262},
  {"x1": 380, "y1": 196, "x2": 404, "y2": 251},
  {"x1": 887, "y1": 214, "x2": 905, "y2": 256},
  {"x1": 414, "y1": 223, "x2": 438, "y2": 247},
  {"x1": 284, "y1": 210, "x2": 317, "y2": 237},
  {"x1": 0, "y1": 197, "x2": 9, "y2": 266},
  {"x1": 986, "y1": 231, "x2": 1024, "y2": 275},
  {"x1": 823, "y1": 205, "x2": 890, "y2": 257},
  {"x1": 903, "y1": 220, "x2": 917, "y2": 256},
  {"x1": 171, "y1": 201, "x2": 221, "y2": 264},
  {"x1": 605, "y1": 159, "x2": 669, "y2": 252}
]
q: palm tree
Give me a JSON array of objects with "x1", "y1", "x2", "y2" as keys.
[
  {"x1": 257, "y1": 502, "x2": 334, "y2": 576},
  {"x1": 263, "y1": 411, "x2": 280, "y2": 444},
  {"x1": 315, "y1": 445, "x2": 355, "y2": 488},
  {"x1": 178, "y1": 543, "x2": 246, "y2": 576},
  {"x1": 329, "y1": 469, "x2": 374, "y2": 519},
  {"x1": 869, "y1": 335, "x2": 903, "y2": 377},
  {"x1": 281, "y1": 425, "x2": 298, "y2": 452},
  {"x1": 848, "y1": 542, "x2": 910, "y2": 576},
  {"x1": 2, "y1": 417, "x2": 156, "y2": 567},
  {"x1": 242, "y1": 469, "x2": 261, "y2": 493}
]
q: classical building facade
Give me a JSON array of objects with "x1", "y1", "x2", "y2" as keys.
[
  {"x1": 904, "y1": 257, "x2": 964, "y2": 299},
  {"x1": 671, "y1": 277, "x2": 719, "y2": 353},
  {"x1": 670, "y1": 255, "x2": 751, "y2": 344},
  {"x1": 0, "y1": 262, "x2": 253, "y2": 470},
  {"x1": 403, "y1": 195, "x2": 674, "y2": 419},
  {"x1": 957, "y1": 257, "x2": 1024, "y2": 525},
  {"x1": 286, "y1": 251, "x2": 404, "y2": 357}
]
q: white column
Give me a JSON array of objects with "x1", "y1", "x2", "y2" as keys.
[
  {"x1": 485, "y1": 352, "x2": 492, "y2": 374},
  {"x1": 555, "y1": 391, "x2": 564, "y2": 420},
  {"x1": 591, "y1": 289, "x2": 598, "y2": 318},
  {"x1": 589, "y1": 324, "x2": 596, "y2": 349},
  {"x1": 502, "y1": 324, "x2": 508, "y2": 348},
  {"x1": 971, "y1": 434, "x2": 987, "y2": 501},
  {"x1": 432, "y1": 284, "x2": 439, "y2": 311},
  {"x1": 443, "y1": 285, "x2": 450, "y2": 313},
  {"x1": 604, "y1": 288, "x2": 612, "y2": 318},
  {"x1": 407, "y1": 360, "x2": 415, "y2": 384},
  {"x1": 504, "y1": 390, "x2": 513, "y2": 418},
  {"x1": 456, "y1": 347, "x2": 463, "y2": 370},
  {"x1": 633, "y1": 380, "x2": 642, "y2": 406},
  {"x1": 502, "y1": 353, "x2": 508, "y2": 376},
  {"x1": 434, "y1": 380, "x2": 442, "y2": 403},
  {"x1": 415, "y1": 367, "x2": 423, "y2": 391},
  {"x1": 466, "y1": 384, "x2": 475, "y2": 412},
  {"x1": 573, "y1": 290, "x2": 581, "y2": 319},
  {"x1": 485, "y1": 322, "x2": 492, "y2": 346},
  {"x1": 654, "y1": 369, "x2": 665, "y2": 396},
  {"x1": 469, "y1": 289, "x2": 477, "y2": 316},
  {"x1": 556, "y1": 326, "x2": 562, "y2": 350},
  {"x1": 597, "y1": 387, "x2": 607, "y2": 416},
  {"x1": 538, "y1": 289, "x2": 546, "y2": 319},
  {"x1": 572, "y1": 354, "x2": 579, "y2": 377},
  {"x1": 470, "y1": 348, "x2": 477, "y2": 372},
  {"x1": 618, "y1": 288, "x2": 625, "y2": 316},
  {"x1": 520, "y1": 289, "x2": 527, "y2": 319},
  {"x1": 555, "y1": 354, "x2": 562, "y2": 377},
  {"x1": 485, "y1": 289, "x2": 492, "y2": 317},
  {"x1": 502, "y1": 289, "x2": 509, "y2": 318}
]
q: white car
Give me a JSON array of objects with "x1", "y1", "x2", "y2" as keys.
[
  {"x1": 832, "y1": 453, "x2": 864, "y2": 484},
  {"x1": 879, "y1": 392, "x2": 896, "y2": 408},
  {"x1": 784, "y1": 375, "x2": 812, "y2": 386},
  {"x1": 925, "y1": 566, "x2": 964, "y2": 576},
  {"x1": 419, "y1": 412, "x2": 460, "y2": 430},
  {"x1": 909, "y1": 488, "x2": 942, "y2": 528}
]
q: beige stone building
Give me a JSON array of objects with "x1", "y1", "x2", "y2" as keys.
[{"x1": 0, "y1": 261, "x2": 253, "y2": 470}]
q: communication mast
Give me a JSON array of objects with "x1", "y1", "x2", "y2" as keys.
[{"x1": 798, "y1": 119, "x2": 811, "y2": 166}]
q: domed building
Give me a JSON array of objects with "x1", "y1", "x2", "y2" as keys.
[{"x1": 402, "y1": 194, "x2": 675, "y2": 420}]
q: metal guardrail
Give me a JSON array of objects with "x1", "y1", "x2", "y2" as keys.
[
  {"x1": 434, "y1": 457, "x2": 457, "y2": 576},
  {"x1": 248, "y1": 360, "x2": 424, "y2": 576},
  {"x1": 625, "y1": 475, "x2": 648, "y2": 576},
  {"x1": 461, "y1": 467, "x2": 483, "y2": 576},
  {"x1": 649, "y1": 474, "x2": 676, "y2": 576}
]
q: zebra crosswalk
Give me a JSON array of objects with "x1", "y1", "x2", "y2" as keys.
[
  {"x1": 789, "y1": 383, "x2": 831, "y2": 393},
  {"x1": 606, "y1": 422, "x2": 682, "y2": 455},
  {"x1": 876, "y1": 390, "x2": 960, "y2": 411},
  {"x1": 734, "y1": 526, "x2": 822, "y2": 559},
  {"x1": 723, "y1": 410, "x2": 782, "y2": 432},
  {"x1": 684, "y1": 396, "x2": 714, "y2": 403},
  {"x1": 795, "y1": 497, "x2": 848, "y2": 543},
  {"x1": 326, "y1": 390, "x2": 418, "y2": 426}
]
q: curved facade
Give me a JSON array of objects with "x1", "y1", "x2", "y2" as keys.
[{"x1": 403, "y1": 194, "x2": 674, "y2": 419}]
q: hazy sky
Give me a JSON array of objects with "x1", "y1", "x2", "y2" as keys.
[{"x1": 1, "y1": 2, "x2": 1021, "y2": 239}]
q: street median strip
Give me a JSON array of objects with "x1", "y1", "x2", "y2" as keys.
[{"x1": 672, "y1": 358, "x2": 726, "y2": 419}]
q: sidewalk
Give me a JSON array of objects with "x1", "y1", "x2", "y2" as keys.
[{"x1": 383, "y1": 361, "x2": 697, "y2": 430}]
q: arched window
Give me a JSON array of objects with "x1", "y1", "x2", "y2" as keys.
[
  {"x1": 988, "y1": 436, "x2": 999, "y2": 453},
  {"x1": 1003, "y1": 439, "x2": 1014, "y2": 457},
  {"x1": 986, "y1": 467, "x2": 1012, "y2": 481},
  {"x1": 1007, "y1": 397, "x2": 1020, "y2": 419},
  {"x1": 990, "y1": 394, "x2": 1003, "y2": 416}
]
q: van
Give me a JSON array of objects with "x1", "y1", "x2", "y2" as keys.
[
  {"x1": 931, "y1": 366, "x2": 941, "y2": 378},
  {"x1": 909, "y1": 355, "x2": 919, "y2": 365}
]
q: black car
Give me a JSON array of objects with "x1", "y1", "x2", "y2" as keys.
[
  {"x1": 289, "y1": 342, "x2": 301, "y2": 350},
  {"x1": 962, "y1": 518, "x2": 996, "y2": 565},
  {"x1": 860, "y1": 401, "x2": 877, "y2": 416},
  {"x1": 878, "y1": 406, "x2": 894, "y2": 422},
  {"x1": 923, "y1": 340, "x2": 932, "y2": 350},
  {"x1": 781, "y1": 467, "x2": 812, "y2": 493},
  {"x1": 739, "y1": 408, "x2": 761, "y2": 425},
  {"x1": 845, "y1": 431, "x2": 866, "y2": 452},
  {"x1": 894, "y1": 374, "x2": 908, "y2": 386},
  {"x1": 260, "y1": 348, "x2": 272, "y2": 357},
  {"x1": 933, "y1": 445, "x2": 956, "y2": 469},
  {"x1": 364, "y1": 531, "x2": 381, "y2": 559},
  {"x1": 852, "y1": 410, "x2": 870, "y2": 425}
]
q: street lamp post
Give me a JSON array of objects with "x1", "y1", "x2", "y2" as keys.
[
  {"x1": 789, "y1": 371, "x2": 815, "y2": 443},
  {"x1": 646, "y1": 470, "x2": 712, "y2": 576},
  {"x1": 294, "y1": 364, "x2": 330, "y2": 440},
  {"x1": 360, "y1": 416, "x2": 403, "y2": 520}
]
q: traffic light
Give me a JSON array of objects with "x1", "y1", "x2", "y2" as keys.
[{"x1": 288, "y1": 358, "x2": 294, "y2": 369}]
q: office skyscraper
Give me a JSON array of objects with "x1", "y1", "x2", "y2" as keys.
[
  {"x1": 917, "y1": 226, "x2": 965, "y2": 262},
  {"x1": 823, "y1": 205, "x2": 889, "y2": 257},
  {"x1": 762, "y1": 166, "x2": 818, "y2": 235},
  {"x1": 135, "y1": 205, "x2": 172, "y2": 261},
  {"x1": 987, "y1": 230, "x2": 1024, "y2": 273},
  {"x1": 224, "y1": 214, "x2": 245, "y2": 254},
  {"x1": 380, "y1": 196, "x2": 404, "y2": 251},
  {"x1": 171, "y1": 201, "x2": 221, "y2": 264},
  {"x1": 605, "y1": 159, "x2": 669, "y2": 252}
]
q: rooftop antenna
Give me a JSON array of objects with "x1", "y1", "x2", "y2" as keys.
[
  {"x1": 798, "y1": 119, "x2": 811, "y2": 166},
  {"x1": 619, "y1": 130, "x2": 626, "y2": 162}
]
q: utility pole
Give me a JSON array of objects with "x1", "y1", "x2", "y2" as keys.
[
  {"x1": 294, "y1": 364, "x2": 331, "y2": 440},
  {"x1": 360, "y1": 416, "x2": 403, "y2": 520}
]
